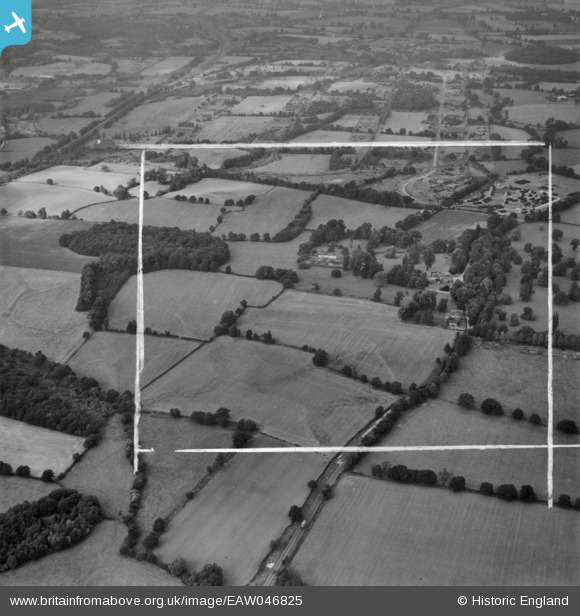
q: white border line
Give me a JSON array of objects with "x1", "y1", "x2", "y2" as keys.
[
  {"x1": 120, "y1": 140, "x2": 543, "y2": 150},
  {"x1": 175, "y1": 444, "x2": 580, "y2": 454},
  {"x1": 132, "y1": 151, "x2": 147, "y2": 473},
  {"x1": 128, "y1": 141, "x2": 564, "y2": 501},
  {"x1": 547, "y1": 145, "x2": 554, "y2": 508}
]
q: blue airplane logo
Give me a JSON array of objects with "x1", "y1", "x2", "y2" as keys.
[{"x1": 1, "y1": 2, "x2": 32, "y2": 56}]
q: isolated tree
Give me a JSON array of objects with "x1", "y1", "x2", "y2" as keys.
[
  {"x1": 497, "y1": 484, "x2": 518, "y2": 501},
  {"x1": 288, "y1": 505, "x2": 303, "y2": 523},
  {"x1": 481, "y1": 398, "x2": 503, "y2": 416},
  {"x1": 479, "y1": 482, "x2": 494, "y2": 496},
  {"x1": 423, "y1": 248, "x2": 435, "y2": 271},
  {"x1": 558, "y1": 494, "x2": 572, "y2": 508},
  {"x1": 519, "y1": 485, "x2": 537, "y2": 503},
  {"x1": 169, "y1": 558, "x2": 188, "y2": 577},
  {"x1": 570, "y1": 239, "x2": 580, "y2": 252},
  {"x1": 312, "y1": 349, "x2": 329, "y2": 367},
  {"x1": 40, "y1": 469, "x2": 54, "y2": 483},
  {"x1": 457, "y1": 393, "x2": 475, "y2": 409},
  {"x1": 511, "y1": 408, "x2": 524, "y2": 420},
  {"x1": 449, "y1": 476, "x2": 466, "y2": 492},
  {"x1": 529, "y1": 413, "x2": 542, "y2": 426},
  {"x1": 15, "y1": 465, "x2": 31, "y2": 477},
  {"x1": 556, "y1": 419, "x2": 578, "y2": 434}
]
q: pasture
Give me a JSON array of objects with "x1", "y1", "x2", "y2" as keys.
[
  {"x1": 63, "y1": 91, "x2": 118, "y2": 115},
  {"x1": 414, "y1": 210, "x2": 488, "y2": 243},
  {"x1": 163, "y1": 178, "x2": 272, "y2": 204},
  {"x1": 223, "y1": 235, "x2": 304, "y2": 275},
  {"x1": 381, "y1": 111, "x2": 431, "y2": 135},
  {"x1": 240, "y1": 292, "x2": 451, "y2": 383},
  {"x1": 0, "y1": 521, "x2": 181, "y2": 586},
  {"x1": 137, "y1": 413, "x2": 234, "y2": 533},
  {"x1": 0, "y1": 266, "x2": 88, "y2": 363},
  {"x1": 0, "y1": 137, "x2": 55, "y2": 164},
  {"x1": 108, "y1": 271, "x2": 281, "y2": 340},
  {"x1": 11, "y1": 62, "x2": 111, "y2": 78},
  {"x1": 495, "y1": 88, "x2": 550, "y2": 106},
  {"x1": 142, "y1": 337, "x2": 394, "y2": 447},
  {"x1": 329, "y1": 81, "x2": 376, "y2": 94},
  {"x1": 0, "y1": 416, "x2": 84, "y2": 478},
  {"x1": 293, "y1": 476, "x2": 580, "y2": 585},
  {"x1": 256, "y1": 76, "x2": 315, "y2": 90},
  {"x1": 195, "y1": 116, "x2": 275, "y2": 141},
  {"x1": 62, "y1": 417, "x2": 133, "y2": 517},
  {"x1": 0, "y1": 183, "x2": 112, "y2": 217},
  {"x1": 218, "y1": 186, "x2": 309, "y2": 237},
  {"x1": 68, "y1": 332, "x2": 201, "y2": 392},
  {"x1": 293, "y1": 130, "x2": 359, "y2": 143},
  {"x1": 253, "y1": 154, "x2": 330, "y2": 175},
  {"x1": 77, "y1": 198, "x2": 221, "y2": 232},
  {"x1": 155, "y1": 441, "x2": 327, "y2": 585},
  {"x1": 189, "y1": 147, "x2": 248, "y2": 169},
  {"x1": 231, "y1": 95, "x2": 294, "y2": 115},
  {"x1": 0, "y1": 477, "x2": 55, "y2": 514},
  {"x1": 0, "y1": 217, "x2": 96, "y2": 273},
  {"x1": 309, "y1": 194, "x2": 409, "y2": 230},
  {"x1": 508, "y1": 104, "x2": 580, "y2": 127},
  {"x1": 36, "y1": 117, "x2": 94, "y2": 136},
  {"x1": 110, "y1": 97, "x2": 204, "y2": 132},
  {"x1": 442, "y1": 346, "x2": 579, "y2": 427},
  {"x1": 16, "y1": 165, "x2": 138, "y2": 193},
  {"x1": 332, "y1": 115, "x2": 381, "y2": 133}
]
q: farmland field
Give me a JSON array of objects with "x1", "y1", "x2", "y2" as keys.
[
  {"x1": 257, "y1": 76, "x2": 315, "y2": 90},
  {"x1": 240, "y1": 291, "x2": 451, "y2": 383},
  {"x1": 231, "y1": 95, "x2": 294, "y2": 115},
  {"x1": 0, "y1": 521, "x2": 181, "y2": 586},
  {"x1": 293, "y1": 476, "x2": 580, "y2": 585},
  {"x1": 253, "y1": 154, "x2": 330, "y2": 175},
  {"x1": 109, "y1": 97, "x2": 204, "y2": 131},
  {"x1": 0, "y1": 477, "x2": 55, "y2": 514},
  {"x1": 381, "y1": 111, "x2": 431, "y2": 135},
  {"x1": 0, "y1": 265, "x2": 88, "y2": 363},
  {"x1": 108, "y1": 271, "x2": 281, "y2": 339},
  {"x1": 142, "y1": 337, "x2": 394, "y2": 446},
  {"x1": 163, "y1": 178, "x2": 273, "y2": 204},
  {"x1": 560, "y1": 201, "x2": 580, "y2": 225},
  {"x1": 329, "y1": 80, "x2": 376, "y2": 94},
  {"x1": 195, "y1": 116, "x2": 275, "y2": 141},
  {"x1": 218, "y1": 186, "x2": 309, "y2": 236},
  {"x1": 67, "y1": 332, "x2": 201, "y2": 392},
  {"x1": 155, "y1": 441, "x2": 327, "y2": 585},
  {"x1": 0, "y1": 183, "x2": 112, "y2": 217},
  {"x1": 36, "y1": 117, "x2": 95, "y2": 136},
  {"x1": 0, "y1": 217, "x2": 96, "y2": 273},
  {"x1": 189, "y1": 147, "x2": 248, "y2": 169},
  {"x1": 76, "y1": 198, "x2": 221, "y2": 232},
  {"x1": 556, "y1": 128, "x2": 580, "y2": 148},
  {"x1": 223, "y1": 235, "x2": 304, "y2": 275},
  {"x1": 0, "y1": 137, "x2": 55, "y2": 164},
  {"x1": 137, "y1": 413, "x2": 234, "y2": 533},
  {"x1": 508, "y1": 104, "x2": 580, "y2": 126},
  {"x1": 414, "y1": 210, "x2": 489, "y2": 243},
  {"x1": 441, "y1": 346, "x2": 579, "y2": 427},
  {"x1": 0, "y1": 416, "x2": 84, "y2": 478},
  {"x1": 357, "y1": 397, "x2": 578, "y2": 499},
  {"x1": 11, "y1": 62, "x2": 111, "y2": 78},
  {"x1": 292, "y1": 130, "x2": 360, "y2": 143},
  {"x1": 309, "y1": 194, "x2": 409, "y2": 229},
  {"x1": 61, "y1": 417, "x2": 133, "y2": 517},
  {"x1": 17, "y1": 165, "x2": 138, "y2": 193}
]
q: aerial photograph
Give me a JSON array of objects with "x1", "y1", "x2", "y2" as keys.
[{"x1": 0, "y1": 0, "x2": 579, "y2": 590}]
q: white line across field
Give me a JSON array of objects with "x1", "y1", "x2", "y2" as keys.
[
  {"x1": 175, "y1": 444, "x2": 580, "y2": 454},
  {"x1": 120, "y1": 140, "x2": 543, "y2": 150}
]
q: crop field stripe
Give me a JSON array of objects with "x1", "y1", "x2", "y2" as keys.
[
  {"x1": 175, "y1": 444, "x2": 580, "y2": 453},
  {"x1": 548, "y1": 144, "x2": 554, "y2": 508},
  {"x1": 120, "y1": 140, "x2": 544, "y2": 150}
]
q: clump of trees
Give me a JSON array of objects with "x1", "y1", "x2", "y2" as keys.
[
  {"x1": 255, "y1": 266, "x2": 298, "y2": 288},
  {"x1": 191, "y1": 407, "x2": 231, "y2": 427},
  {"x1": 0, "y1": 345, "x2": 127, "y2": 437},
  {"x1": 0, "y1": 489, "x2": 103, "y2": 572},
  {"x1": 63, "y1": 222, "x2": 230, "y2": 331}
]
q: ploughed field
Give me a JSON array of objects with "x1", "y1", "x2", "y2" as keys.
[
  {"x1": 293, "y1": 475, "x2": 580, "y2": 586},
  {"x1": 155, "y1": 439, "x2": 327, "y2": 585},
  {"x1": 240, "y1": 291, "x2": 452, "y2": 384}
]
